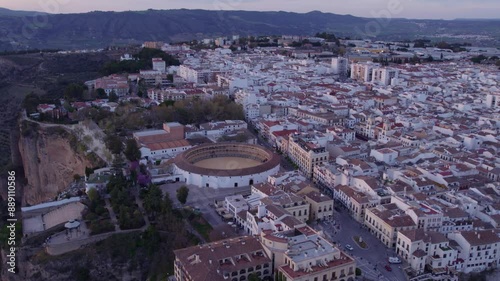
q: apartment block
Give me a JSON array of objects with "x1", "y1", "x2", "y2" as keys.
[
  {"x1": 365, "y1": 203, "x2": 417, "y2": 248},
  {"x1": 287, "y1": 133, "x2": 329, "y2": 179},
  {"x1": 174, "y1": 236, "x2": 273, "y2": 281}
]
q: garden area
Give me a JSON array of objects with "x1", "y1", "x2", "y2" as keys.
[
  {"x1": 107, "y1": 175, "x2": 145, "y2": 230},
  {"x1": 84, "y1": 189, "x2": 114, "y2": 235},
  {"x1": 353, "y1": 236, "x2": 368, "y2": 249}
]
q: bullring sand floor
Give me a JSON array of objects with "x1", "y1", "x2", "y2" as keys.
[{"x1": 194, "y1": 157, "x2": 262, "y2": 170}]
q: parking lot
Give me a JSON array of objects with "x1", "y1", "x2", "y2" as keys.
[
  {"x1": 160, "y1": 182, "x2": 251, "y2": 228},
  {"x1": 315, "y1": 207, "x2": 409, "y2": 281}
]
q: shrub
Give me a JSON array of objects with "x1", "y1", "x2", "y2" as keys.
[{"x1": 356, "y1": 268, "x2": 362, "y2": 276}]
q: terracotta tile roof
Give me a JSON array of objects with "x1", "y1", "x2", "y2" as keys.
[
  {"x1": 459, "y1": 230, "x2": 500, "y2": 246},
  {"x1": 174, "y1": 236, "x2": 271, "y2": 281},
  {"x1": 145, "y1": 139, "x2": 191, "y2": 151},
  {"x1": 304, "y1": 191, "x2": 332, "y2": 203},
  {"x1": 399, "y1": 229, "x2": 447, "y2": 244}
]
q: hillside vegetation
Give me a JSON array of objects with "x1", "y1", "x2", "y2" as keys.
[{"x1": 0, "y1": 9, "x2": 499, "y2": 50}]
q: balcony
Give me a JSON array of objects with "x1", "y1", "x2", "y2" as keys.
[
  {"x1": 440, "y1": 246, "x2": 452, "y2": 251},
  {"x1": 430, "y1": 255, "x2": 443, "y2": 264}
]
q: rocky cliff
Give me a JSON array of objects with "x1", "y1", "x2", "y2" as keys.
[{"x1": 18, "y1": 121, "x2": 102, "y2": 206}]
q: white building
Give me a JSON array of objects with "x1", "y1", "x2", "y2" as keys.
[
  {"x1": 224, "y1": 194, "x2": 250, "y2": 217},
  {"x1": 370, "y1": 148, "x2": 399, "y2": 165},
  {"x1": 396, "y1": 229, "x2": 458, "y2": 275},
  {"x1": 485, "y1": 93, "x2": 499, "y2": 109},
  {"x1": 351, "y1": 62, "x2": 379, "y2": 82},
  {"x1": 120, "y1": 53, "x2": 135, "y2": 61},
  {"x1": 372, "y1": 67, "x2": 400, "y2": 86},
  {"x1": 139, "y1": 140, "x2": 192, "y2": 160},
  {"x1": 448, "y1": 230, "x2": 500, "y2": 273},
  {"x1": 331, "y1": 57, "x2": 349, "y2": 75},
  {"x1": 152, "y1": 58, "x2": 166, "y2": 73}
]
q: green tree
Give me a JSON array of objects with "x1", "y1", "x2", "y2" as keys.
[
  {"x1": 96, "y1": 88, "x2": 107, "y2": 99},
  {"x1": 105, "y1": 135, "x2": 124, "y2": 155},
  {"x1": 413, "y1": 39, "x2": 429, "y2": 48},
  {"x1": 143, "y1": 225, "x2": 161, "y2": 255},
  {"x1": 72, "y1": 267, "x2": 90, "y2": 281},
  {"x1": 112, "y1": 154, "x2": 126, "y2": 170},
  {"x1": 101, "y1": 48, "x2": 180, "y2": 75},
  {"x1": 85, "y1": 167, "x2": 93, "y2": 177},
  {"x1": 22, "y1": 92, "x2": 41, "y2": 113},
  {"x1": 87, "y1": 188, "x2": 100, "y2": 202},
  {"x1": 356, "y1": 268, "x2": 362, "y2": 276},
  {"x1": 248, "y1": 273, "x2": 262, "y2": 281},
  {"x1": 176, "y1": 186, "x2": 189, "y2": 205},
  {"x1": 248, "y1": 273, "x2": 261, "y2": 281},
  {"x1": 471, "y1": 55, "x2": 487, "y2": 64},
  {"x1": 64, "y1": 83, "x2": 84, "y2": 101},
  {"x1": 108, "y1": 91, "x2": 119, "y2": 102},
  {"x1": 124, "y1": 139, "x2": 141, "y2": 162},
  {"x1": 144, "y1": 184, "x2": 163, "y2": 215},
  {"x1": 436, "y1": 41, "x2": 450, "y2": 50}
]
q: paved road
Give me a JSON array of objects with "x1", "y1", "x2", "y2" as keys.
[
  {"x1": 160, "y1": 182, "x2": 251, "y2": 228},
  {"x1": 315, "y1": 207, "x2": 409, "y2": 281}
]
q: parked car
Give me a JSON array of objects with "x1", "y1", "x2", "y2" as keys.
[
  {"x1": 345, "y1": 244, "x2": 354, "y2": 251},
  {"x1": 384, "y1": 265, "x2": 392, "y2": 272},
  {"x1": 388, "y1": 257, "x2": 401, "y2": 264}
]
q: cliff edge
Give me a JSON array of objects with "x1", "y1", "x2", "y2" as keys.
[{"x1": 18, "y1": 120, "x2": 103, "y2": 206}]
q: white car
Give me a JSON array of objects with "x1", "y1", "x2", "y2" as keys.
[
  {"x1": 388, "y1": 257, "x2": 401, "y2": 264},
  {"x1": 345, "y1": 244, "x2": 354, "y2": 251}
]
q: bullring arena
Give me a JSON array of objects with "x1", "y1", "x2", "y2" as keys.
[{"x1": 174, "y1": 143, "x2": 281, "y2": 188}]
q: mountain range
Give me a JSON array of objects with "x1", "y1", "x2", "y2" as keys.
[{"x1": 0, "y1": 8, "x2": 499, "y2": 51}]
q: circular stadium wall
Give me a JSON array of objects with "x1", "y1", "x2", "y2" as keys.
[{"x1": 174, "y1": 143, "x2": 281, "y2": 188}]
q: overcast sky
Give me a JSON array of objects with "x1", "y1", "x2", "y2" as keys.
[{"x1": 1, "y1": 0, "x2": 499, "y2": 19}]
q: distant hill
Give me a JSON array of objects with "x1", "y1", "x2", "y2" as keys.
[
  {"x1": 0, "y1": 7, "x2": 47, "y2": 17},
  {"x1": 0, "y1": 9, "x2": 499, "y2": 50}
]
